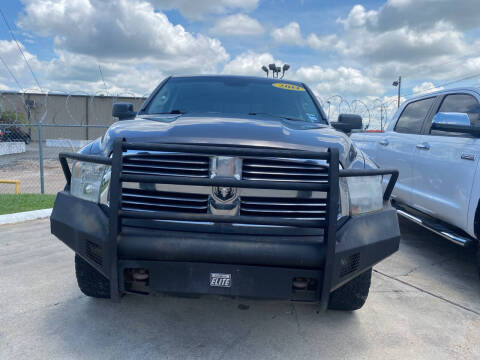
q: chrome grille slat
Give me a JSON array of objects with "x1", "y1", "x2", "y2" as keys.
[
  {"x1": 241, "y1": 176, "x2": 327, "y2": 183},
  {"x1": 122, "y1": 169, "x2": 208, "y2": 178},
  {"x1": 243, "y1": 169, "x2": 328, "y2": 177},
  {"x1": 124, "y1": 156, "x2": 208, "y2": 165},
  {"x1": 240, "y1": 196, "x2": 327, "y2": 219},
  {"x1": 122, "y1": 206, "x2": 207, "y2": 214},
  {"x1": 241, "y1": 208, "x2": 325, "y2": 214},
  {"x1": 122, "y1": 190, "x2": 207, "y2": 203},
  {"x1": 243, "y1": 163, "x2": 325, "y2": 169},
  {"x1": 243, "y1": 158, "x2": 326, "y2": 166},
  {"x1": 241, "y1": 200, "x2": 326, "y2": 207},
  {"x1": 122, "y1": 200, "x2": 208, "y2": 211},
  {"x1": 121, "y1": 187, "x2": 208, "y2": 214},
  {"x1": 123, "y1": 163, "x2": 209, "y2": 172},
  {"x1": 242, "y1": 158, "x2": 328, "y2": 183}
]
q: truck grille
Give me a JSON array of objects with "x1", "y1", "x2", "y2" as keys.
[
  {"x1": 123, "y1": 153, "x2": 210, "y2": 178},
  {"x1": 121, "y1": 187, "x2": 208, "y2": 213},
  {"x1": 121, "y1": 155, "x2": 328, "y2": 221},
  {"x1": 242, "y1": 158, "x2": 328, "y2": 183},
  {"x1": 240, "y1": 196, "x2": 327, "y2": 220}
]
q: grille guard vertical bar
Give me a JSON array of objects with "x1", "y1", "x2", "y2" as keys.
[
  {"x1": 319, "y1": 148, "x2": 339, "y2": 310},
  {"x1": 108, "y1": 138, "x2": 123, "y2": 301}
]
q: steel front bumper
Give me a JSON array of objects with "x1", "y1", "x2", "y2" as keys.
[{"x1": 51, "y1": 191, "x2": 400, "y2": 302}]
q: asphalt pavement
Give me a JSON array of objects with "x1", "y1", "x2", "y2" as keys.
[{"x1": 0, "y1": 217, "x2": 479, "y2": 359}]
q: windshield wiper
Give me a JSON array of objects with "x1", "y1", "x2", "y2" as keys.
[{"x1": 248, "y1": 112, "x2": 305, "y2": 122}]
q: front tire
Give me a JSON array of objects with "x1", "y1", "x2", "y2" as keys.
[
  {"x1": 328, "y1": 268, "x2": 372, "y2": 311},
  {"x1": 75, "y1": 254, "x2": 110, "y2": 298}
]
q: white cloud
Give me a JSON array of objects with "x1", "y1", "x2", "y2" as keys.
[
  {"x1": 210, "y1": 14, "x2": 264, "y2": 36},
  {"x1": 19, "y1": 0, "x2": 228, "y2": 62},
  {"x1": 271, "y1": 22, "x2": 304, "y2": 45},
  {"x1": 269, "y1": 0, "x2": 480, "y2": 83},
  {"x1": 340, "y1": 22, "x2": 466, "y2": 64},
  {"x1": 0, "y1": 39, "x2": 165, "y2": 95},
  {"x1": 346, "y1": 0, "x2": 480, "y2": 32},
  {"x1": 271, "y1": 23, "x2": 344, "y2": 53},
  {"x1": 335, "y1": 4, "x2": 470, "y2": 65},
  {"x1": 13, "y1": 0, "x2": 232, "y2": 94},
  {"x1": 412, "y1": 82, "x2": 444, "y2": 95},
  {"x1": 307, "y1": 34, "x2": 339, "y2": 50},
  {"x1": 0, "y1": 40, "x2": 44, "y2": 91},
  {"x1": 149, "y1": 0, "x2": 259, "y2": 19},
  {"x1": 222, "y1": 51, "x2": 282, "y2": 77},
  {"x1": 294, "y1": 65, "x2": 385, "y2": 98},
  {"x1": 321, "y1": 0, "x2": 480, "y2": 84},
  {"x1": 8, "y1": 0, "x2": 480, "y2": 101}
]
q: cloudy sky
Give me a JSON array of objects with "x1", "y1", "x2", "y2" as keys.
[{"x1": 1, "y1": 0, "x2": 480, "y2": 108}]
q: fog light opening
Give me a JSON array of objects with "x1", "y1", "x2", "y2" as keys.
[
  {"x1": 292, "y1": 277, "x2": 308, "y2": 290},
  {"x1": 132, "y1": 269, "x2": 149, "y2": 281},
  {"x1": 291, "y1": 277, "x2": 318, "y2": 301},
  {"x1": 124, "y1": 268, "x2": 150, "y2": 294}
]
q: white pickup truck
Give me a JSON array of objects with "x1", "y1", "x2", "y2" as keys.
[{"x1": 351, "y1": 87, "x2": 480, "y2": 275}]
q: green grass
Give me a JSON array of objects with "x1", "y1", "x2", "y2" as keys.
[{"x1": 0, "y1": 194, "x2": 56, "y2": 215}]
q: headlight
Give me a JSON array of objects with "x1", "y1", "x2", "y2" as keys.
[
  {"x1": 341, "y1": 175, "x2": 383, "y2": 216},
  {"x1": 70, "y1": 161, "x2": 111, "y2": 204}
]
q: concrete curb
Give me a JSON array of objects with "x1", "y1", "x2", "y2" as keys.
[{"x1": 0, "y1": 208, "x2": 52, "y2": 226}]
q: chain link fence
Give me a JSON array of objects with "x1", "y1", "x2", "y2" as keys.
[
  {"x1": 0, "y1": 90, "x2": 399, "y2": 195},
  {"x1": 0, "y1": 92, "x2": 145, "y2": 194}
]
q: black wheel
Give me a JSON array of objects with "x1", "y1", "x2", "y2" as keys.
[
  {"x1": 473, "y1": 204, "x2": 480, "y2": 279},
  {"x1": 75, "y1": 254, "x2": 110, "y2": 298},
  {"x1": 24, "y1": 136, "x2": 30, "y2": 145},
  {"x1": 328, "y1": 268, "x2": 372, "y2": 311}
]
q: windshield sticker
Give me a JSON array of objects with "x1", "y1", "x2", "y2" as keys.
[
  {"x1": 272, "y1": 83, "x2": 305, "y2": 91},
  {"x1": 306, "y1": 113, "x2": 318, "y2": 121}
]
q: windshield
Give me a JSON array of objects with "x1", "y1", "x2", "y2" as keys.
[{"x1": 143, "y1": 77, "x2": 325, "y2": 123}]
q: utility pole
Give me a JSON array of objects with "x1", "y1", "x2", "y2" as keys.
[{"x1": 392, "y1": 76, "x2": 402, "y2": 108}]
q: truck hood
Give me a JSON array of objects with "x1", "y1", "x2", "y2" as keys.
[{"x1": 100, "y1": 114, "x2": 355, "y2": 166}]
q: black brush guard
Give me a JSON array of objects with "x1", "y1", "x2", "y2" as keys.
[{"x1": 59, "y1": 138, "x2": 398, "y2": 310}]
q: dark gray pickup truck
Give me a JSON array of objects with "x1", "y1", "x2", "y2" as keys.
[{"x1": 51, "y1": 75, "x2": 400, "y2": 311}]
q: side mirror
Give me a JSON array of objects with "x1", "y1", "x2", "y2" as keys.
[
  {"x1": 112, "y1": 102, "x2": 136, "y2": 120},
  {"x1": 431, "y1": 112, "x2": 480, "y2": 136},
  {"x1": 331, "y1": 113, "x2": 363, "y2": 134}
]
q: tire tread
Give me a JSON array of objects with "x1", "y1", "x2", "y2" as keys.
[
  {"x1": 328, "y1": 268, "x2": 372, "y2": 311},
  {"x1": 75, "y1": 254, "x2": 110, "y2": 298}
]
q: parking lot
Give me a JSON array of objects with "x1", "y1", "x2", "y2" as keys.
[
  {"x1": 0, "y1": 143, "x2": 69, "y2": 194},
  {"x1": 0, "y1": 217, "x2": 479, "y2": 359}
]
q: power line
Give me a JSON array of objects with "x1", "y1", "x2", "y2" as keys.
[
  {"x1": 412, "y1": 53, "x2": 479, "y2": 78},
  {"x1": 0, "y1": 53, "x2": 23, "y2": 89},
  {"x1": 402, "y1": 72, "x2": 480, "y2": 99},
  {"x1": 430, "y1": 54, "x2": 476, "y2": 69},
  {"x1": 0, "y1": 7, "x2": 42, "y2": 92}
]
